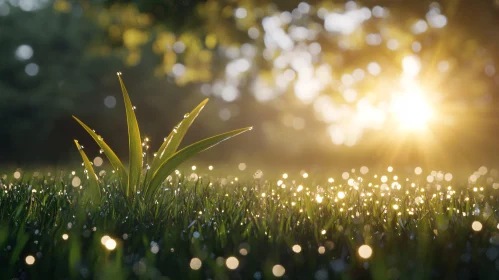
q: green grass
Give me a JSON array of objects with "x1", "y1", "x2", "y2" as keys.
[
  {"x1": 72, "y1": 73, "x2": 252, "y2": 208},
  {"x1": 1, "y1": 167, "x2": 499, "y2": 279}
]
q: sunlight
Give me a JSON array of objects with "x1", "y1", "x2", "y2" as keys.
[{"x1": 391, "y1": 83, "x2": 433, "y2": 130}]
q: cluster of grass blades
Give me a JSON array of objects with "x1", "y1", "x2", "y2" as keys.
[{"x1": 72, "y1": 72, "x2": 252, "y2": 206}]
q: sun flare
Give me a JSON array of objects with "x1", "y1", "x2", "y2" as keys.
[{"x1": 391, "y1": 84, "x2": 433, "y2": 130}]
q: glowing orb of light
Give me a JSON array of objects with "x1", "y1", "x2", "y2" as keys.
[
  {"x1": 358, "y1": 244, "x2": 373, "y2": 259},
  {"x1": 226, "y1": 256, "x2": 239, "y2": 270},
  {"x1": 391, "y1": 86, "x2": 433, "y2": 130},
  {"x1": 472, "y1": 221, "x2": 483, "y2": 232},
  {"x1": 100, "y1": 235, "x2": 110, "y2": 245},
  {"x1": 272, "y1": 264, "x2": 286, "y2": 277},
  {"x1": 190, "y1": 258, "x2": 202, "y2": 270},
  {"x1": 105, "y1": 239, "x2": 117, "y2": 250},
  {"x1": 25, "y1": 255, "x2": 35, "y2": 265},
  {"x1": 101, "y1": 235, "x2": 117, "y2": 250},
  {"x1": 337, "y1": 191, "x2": 346, "y2": 199},
  {"x1": 292, "y1": 244, "x2": 302, "y2": 253}
]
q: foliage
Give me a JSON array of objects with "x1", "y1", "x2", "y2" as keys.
[
  {"x1": 0, "y1": 2, "x2": 123, "y2": 162},
  {"x1": 55, "y1": 0, "x2": 499, "y2": 163},
  {"x1": 3, "y1": 0, "x2": 499, "y2": 164},
  {"x1": 72, "y1": 74, "x2": 252, "y2": 206},
  {"x1": 1, "y1": 168, "x2": 499, "y2": 278}
]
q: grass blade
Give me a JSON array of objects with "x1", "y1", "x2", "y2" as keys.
[
  {"x1": 149, "y1": 98, "x2": 209, "y2": 176},
  {"x1": 118, "y1": 74, "x2": 142, "y2": 198},
  {"x1": 72, "y1": 116, "x2": 128, "y2": 192},
  {"x1": 146, "y1": 127, "x2": 252, "y2": 199},
  {"x1": 73, "y1": 140, "x2": 101, "y2": 198}
]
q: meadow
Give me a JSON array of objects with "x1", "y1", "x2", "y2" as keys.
[
  {"x1": 2, "y1": 66, "x2": 497, "y2": 280},
  {"x1": 1, "y1": 166, "x2": 499, "y2": 279},
  {"x1": 4, "y1": 1, "x2": 499, "y2": 279}
]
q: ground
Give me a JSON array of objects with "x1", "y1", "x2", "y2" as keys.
[{"x1": 1, "y1": 167, "x2": 499, "y2": 279}]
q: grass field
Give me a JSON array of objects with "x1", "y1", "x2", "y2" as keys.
[{"x1": 1, "y1": 166, "x2": 499, "y2": 279}]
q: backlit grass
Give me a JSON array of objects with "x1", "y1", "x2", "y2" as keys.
[{"x1": 1, "y1": 167, "x2": 499, "y2": 279}]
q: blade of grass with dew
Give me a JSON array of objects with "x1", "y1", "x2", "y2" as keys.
[
  {"x1": 146, "y1": 127, "x2": 252, "y2": 199},
  {"x1": 149, "y1": 98, "x2": 209, "y2": 176},
  {"x1": 118, "y1": 73, "x2": 142, "y2": 198},
  {"x1": 74, "y1": 140, "x2": 101, "y2": 198},
  {"x1": 72, "y1": 116, "x2": 127, "y2": 192}
]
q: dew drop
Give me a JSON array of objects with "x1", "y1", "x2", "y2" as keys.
[
  {"x1": 99, "y1": 149, "x2": 104, "y2": 154},
  {"x1": 132, "y1": 106, "x2": 136, "y2": 110},
  {"x1": 184, "y1": 113, "x2": 190, "y2": 118}
]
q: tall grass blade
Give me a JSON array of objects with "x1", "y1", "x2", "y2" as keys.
[
  {"x1": 72, "y1": 116, "x2": 127, "y2": 192},
  {"x1": 9, "y1": 223, "x2": 29, "y2": 265},
  {"x1": 73, "y1": 140, "x2": 101, "y2": 198},
  {"x1": 149, "y1": 98, "x2": 208, "y2": 178},
  {"x1": 118, "y1": 74, "x2": 142, "y2": 197},
  {"x1": 146, "y1": 127, "x2": 252, "y2": 199}
]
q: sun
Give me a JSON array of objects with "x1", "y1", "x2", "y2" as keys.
[{"x1": 391, "y1": 84, "x2": 433, "y2": 130}]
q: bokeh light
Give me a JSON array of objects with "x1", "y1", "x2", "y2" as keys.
[
  {"x1": 104, "y1": 96, "x2": 117, "y2": 108},
  {"x1": 239, "y1": 248, "x2": 248, "y2": 256},
  {"x1": 104, "y1": 238, "x2": 117, "y2": 250},
  {"x1": 472, "y1": 221, "x2": 483, "y2": 232},
  {"x1": 292, "y1": 244, "x2": 302, "y2": 253},
  {"x1": 318, "y1": 246, "x2": 326, "y2": 254},
  {"x1": 15, "y1": 45, "x2": 33, "y2": 60},
  {"x1": 338, "y1": 192, "x2": 346, "y2": 199},
  {"x1": 101, "y1": 236, "x2": 110, "y2": 245},
  {"x1": 358, "y1": 245, "x2": 373, "y2": 259},
  {"x1": 190, "y1": 258, "x2": 202, "y2": 270},
  {"x1": 93, "y1": 157, "x2": 103, "y2": 167},
  {"x1": 272, "y1": 264, "x2": 286, "y2": 277},
  {"x1": 25, "y1": 255, "x2": 35, "y2": 265},
  {"x1": 225, "y1": 256, "x2": 239, "y2": 270},
  {"x1": 415, "y1": 167, "x2": 423, "y2": 175},
  {"x1": 72, "y1": 176, "x2": 81, "y2": 187},
  {"x1": 238, "y1": 163, "x2": 247, "y2": 171}
]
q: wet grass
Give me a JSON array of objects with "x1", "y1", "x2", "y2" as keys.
[{"x1": 1, "y1": 167, "x2": 499, "y2": 279}]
